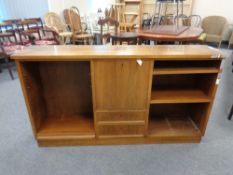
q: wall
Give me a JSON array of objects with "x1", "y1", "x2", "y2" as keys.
[
  {"x1": 192, "y1": 0, "x2": 233, "y2": 23},
  {"x1": 192, "y1": 0, "x2": 233, "y2": 40},
  {"x1": 0, "y1": 0, "x2": 48, "y2": 20},
  {"x1": 47, "y1": 0, "x2": 114, "y2": 16}
]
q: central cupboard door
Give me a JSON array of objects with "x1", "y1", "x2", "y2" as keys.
[
  {"x1": 92, "y1": 60, "x2": 153, "y2": 137},
  {"x1": 92, "y1": 60, "x2": 153, "y2": 110}
]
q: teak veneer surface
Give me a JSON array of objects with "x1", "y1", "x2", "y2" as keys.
[
  {"x1": 12, "y1": 45, "x2": 223, "y2": 60},
  {"x1": 13, "y1": 45, "x2": 223, "y2": 146}
]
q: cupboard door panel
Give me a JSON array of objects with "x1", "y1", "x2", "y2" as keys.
[{"x1": 92, "y1": 60, "x2": 153, "y2": 110}]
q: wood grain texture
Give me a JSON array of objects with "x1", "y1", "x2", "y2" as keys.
[
  {"x1": 11, "y1": 45, "x2": 223, "y2": 61},
  {"x1": 150, "y1": 89, "x2": 211, "y2": 104},
  {"x1": 14, "y1": 45, "x2": 222, "y2": 147},
  {"x1": 92, "y1": 60, "x2": 153, "y2": 110}
]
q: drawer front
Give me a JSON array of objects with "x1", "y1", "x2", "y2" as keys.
[
  {"x1": 98, "y1": 125, "x2": 145, "y2": 137},
  {"x1": 96, "y1": 111, "x2": 147, "y2": 122}
]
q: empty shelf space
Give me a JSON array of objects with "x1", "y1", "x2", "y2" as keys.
[
  {"x1": 154, "y1": 60, "x2": 221, "y2": 75},
  {"x1": 151, "y1": 89, "x2": 211, "y2": 104},
  {"x1": 153, "y1": 67, "x2": 220, "y2": 75},
  {"x1": 37, "y1": 115, "x2": 95, "y2": 138},
  {"x1": 149, "y1": 115, "x2": 201, "y2": 138}
]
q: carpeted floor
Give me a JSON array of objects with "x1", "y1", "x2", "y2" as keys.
[{"x1": 0, "y1": 49, "x2": 233, "y2": 175}]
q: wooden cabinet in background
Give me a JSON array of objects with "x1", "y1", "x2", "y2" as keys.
[{"x1": 12, "y1": 45, "x2": 223, "y2": 147}]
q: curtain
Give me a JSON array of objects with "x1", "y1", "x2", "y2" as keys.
[
  {"x1": 0, "y1": 0, "x2": 6, "y2": 21},
  {"x1": 0, "y1": 0, "x2": 48, "y2": 20}
]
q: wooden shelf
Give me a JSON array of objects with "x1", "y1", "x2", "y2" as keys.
[
  {"x1": 149, "y1": 115, "x2": 201, "y2": 138},
  {"x1": 150, "y1": 89, "x2": 211, "y2": 104},
  {"x1": 153, "y1": 67, "x2": 220, "y2": 75},
  {"x1": 37, "y1": 115, "x2": 95, "y2": 138}
]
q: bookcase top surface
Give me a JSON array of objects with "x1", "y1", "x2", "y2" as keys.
[{"x1": 12, "y1": 45, "x2": 223, "y2": 61}]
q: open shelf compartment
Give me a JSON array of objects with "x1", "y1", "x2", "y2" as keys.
[
  {"x1": 148, "y1": 104, "x2": 208, "y2": 138},
  {"x1": 151, "y1": 74, "x2": 217, "y2": 104},
  {"x1": 21, "y1": 61, "x2": 95, "y2": 138},
  {"x1": 153, "y1": 60, "x2": 221, "y2": 75}
]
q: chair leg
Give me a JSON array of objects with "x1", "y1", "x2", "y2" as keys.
[
  {"x1": 218, "y1": 41, "x2": 222, "y2": 48},
  {"x1": 5, "y1": 57, "x2": 14, "y2": 80},
  {"x1": 228, "y1": 105, "x2": 233, "y2": 120}
]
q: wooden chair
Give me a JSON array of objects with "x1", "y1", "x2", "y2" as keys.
[
  {"x1": 45, "y1": 12, "x2": 72, "y2": 44},
  {"x1": 174, "y1": 14, "x2": 189, "y2": 27},
  {"x1": 16, "y1": 19, "x2": 42, "y2": 44},
  {"x1": 160, "y1": 14, "x2": 175, "y2": 25},
  {"x1": 68, "y1": 7, "x2": 93, "y2": 45},
  {"x1": 25, "y1": 17, "x2": 45, "y2": 35},
  {"x1": 186, "y1": 15, "x2": 202, "y2": 27},
  {"x1": 202, "y1": 16, "x2": 227, "y2": 48},
  {"x1": 0, "y1": 35, "x2": 24, "y2": 80},
  {"x1": 98, "y1": 17, "x2": 119, "y2": 45},
  {"x1": 0, "y1": 21, "x2": 17, "y2": 43}
]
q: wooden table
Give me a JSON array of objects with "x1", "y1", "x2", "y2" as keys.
[
  {"x1": 12, "y1": 45, "x2": 223, "y2": 147},
  {"x1": 138, "y1": 25, "x2": 203, "y2": 42}
]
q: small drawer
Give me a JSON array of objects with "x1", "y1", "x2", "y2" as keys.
[
  {"x1": 96, "y1": 111, "x2": 147, "y2": 122},
  {"x1": 98, "y1": 125, "x2": 145, "y2": 137}
]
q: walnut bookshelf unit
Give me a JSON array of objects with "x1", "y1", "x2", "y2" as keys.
[{"x1": 12, "y1": 45, "x2": 223, "y2": 147}]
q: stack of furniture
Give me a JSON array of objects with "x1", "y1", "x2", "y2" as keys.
[
  {"x1": 114, "y1": 0, "x2": 143, "y2": 31},
  {"x1": 12, "y1": 45, "x2": 223, "y2": 147}
]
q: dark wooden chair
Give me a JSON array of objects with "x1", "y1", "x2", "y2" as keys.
[
  {"x1": 0, "y1": 21, "x2": 17, "y2": 43},
  {"x1": 98, "y1": 17, "x2": 119, "y2": 45},
  {"x1": 25, "y1": 17, "x2": 45, "y2": 35},
  {"x1": 0, "y1": 35, "x2": 25, "y2": 80},
  {"x1": 16, "y1": 19, "x2": 59, "y2": 46},
  {"x1": 16, "y1": 19, "x2": 42, "y2": 44}
]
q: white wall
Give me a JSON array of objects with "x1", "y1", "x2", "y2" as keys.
[
  {"x1": 192, "y1": 0, "x2": 233, "y2": 40},
  {"x1": 47, "y1": 0, "x2": 114, "y2": 16},
  {"x1": 192, "y1": 0, "x2": 233, "y2": 23}
]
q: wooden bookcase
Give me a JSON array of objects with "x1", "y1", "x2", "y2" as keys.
[{"x1": 12, "y1": 45, "x2": 223, "y2": 147}]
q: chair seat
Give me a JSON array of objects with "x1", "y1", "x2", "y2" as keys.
[
  {"x1": 206, "y1": 34, "x2": 221, "y2": 43},
  {"x1": 73, "y1": 33, "x2": 93, "y2": 39},
  {"x1": 3, "y1": 44, "x2": 24, "y2": 55},
  {"x1": 59, "y1": 32, "x2": 73, "y2": 37},
  {"x1": 34, "y1": 39, "x2": 57, "y2": 45}
]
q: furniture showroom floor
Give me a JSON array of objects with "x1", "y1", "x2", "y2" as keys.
[{"x1": 0, "y1": 48, "x2": 233, "y2": 175}]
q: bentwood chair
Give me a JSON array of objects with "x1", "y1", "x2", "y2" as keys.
[
  {"x1": 98, "y1": 17, "x2": 119, "y2": 45},
  {"x1": 68, "y1": 7, "x2": 93, "y2": 45},
  {"x1": 45, "y1": 12, "x2": 72, "y2": 44},
  {"x1": 187, "y1": 15, "x2": 202, "y2": 27}
]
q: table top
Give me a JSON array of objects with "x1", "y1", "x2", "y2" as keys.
[
  {"x1": 138, "y1": 26, "x2": 203, "y2": 41},
  {"x1": 11, "y1": 45, "x2": 223, "y2": 61}
]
